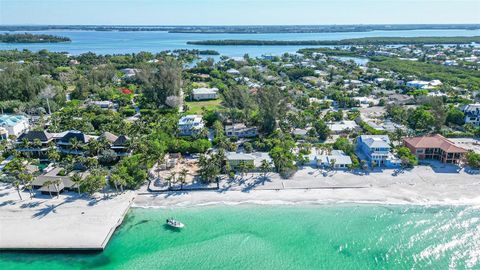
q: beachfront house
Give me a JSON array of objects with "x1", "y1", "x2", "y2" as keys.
[
  {"x1": 305, "y1": 149, "x2": 352, "y2": 169},
  {"x1": 31, "y1": 167, "x2": 89, "y2": 196},
  {"x1": 225, "y1": 123, "x2": 258, "y2": 138},
  {"x1": 178, "y1": 115, "x2": 205, "y2": 136},
  {"x1": 225, "y1": 152, "x2": 272, "y2": 171},
  {"x1": 460, "y1": 104, "x2": 480, "y2": 126},
  {"x1": 356, "y1": 135, "x2": 399, "y2": 167},
  {"x1": 16, "y1": 130, "x2": 55, "y2": 159},
  {"x1": 0, "y1": 114, "x2": 29, "y2": 138},
  {"x1": 191, "y1": 87, "x2": 218, "y2": 101},
  {"x1": 403, "y1": 134, "x2": 467, "y2": 164}
]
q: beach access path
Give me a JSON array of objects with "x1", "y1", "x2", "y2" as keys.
[{"x1": 0, "y1": 186, "x2": 134, "y2": 251}]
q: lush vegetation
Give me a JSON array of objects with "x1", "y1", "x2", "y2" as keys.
[
  {"x1": 0, "y1": 33, "x2": 71, "y2": 43},
  {"x1": 187, "y1": 36, "x2": 480, "y2": 46},
  {"x1": 369, "y1": 57, "x2": 480, "y2": 90},
  {"x1": 2, "y1": 24, "x2": 479, "y2": 33}
]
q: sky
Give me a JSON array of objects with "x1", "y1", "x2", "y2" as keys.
[{"x1": 0, "y1": 0, "x2": 479, "y2": 25}]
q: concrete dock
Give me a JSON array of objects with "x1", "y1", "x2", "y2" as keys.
[{"x1": 0, "y1": 185, "x2": 134, "y2": 251}]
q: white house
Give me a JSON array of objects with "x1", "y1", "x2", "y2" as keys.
[
  {"x1": 226, "y1": 68, "x2": 240, "y2": 75},
  {"x1": 225, "y1": 123, "x2": 258, "y2": 138},
  {"x1": 192, "y1": 87, "x2": 218, "y2": 101},
  {"x1": 225, "y1": 152, "x2": 272, "y2": 169},
  {"x1": 461, "y1": 104, "x2": 480, "y2": 126},
  {"x1": 357, "y1": 135, "x2": 400, "y2": 168},
  {"x1": 406, "y1": 80, "x2": 442, "y2": 90},
  {"x1": 88, "y1": 100, "x2": 114, "y2": 109},
  {"x1": 327, "y1": 121, "x2": 360, "y2": 134},
  {"x1": 178, "y1": 115, "x2": 205, "y2": 136},
  {"x1": 121, "y1": 68, "x2": 139, "y2": 78},
  {"x1": 305, "y1": 149, "x2": 352, "y2": 169},
  {"x1": 0, "y1": 114, "x2": 29, "y2": 138}
]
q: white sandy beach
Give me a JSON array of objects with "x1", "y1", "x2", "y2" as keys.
[
  {"x1": 1, "y1": 163, "x2": 479, "y2": 250},
  {"x1": 0, "y1": 187, "x2": 134, "y2": 250},
  {"x1": 135, "y1": 164, "x2": 480, "y2": 208}
]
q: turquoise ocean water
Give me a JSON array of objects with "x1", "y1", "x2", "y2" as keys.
[{"x1": 1, "y1": 204, "x2": 479, "y2": 270}]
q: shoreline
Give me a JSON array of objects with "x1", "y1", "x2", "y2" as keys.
[
  {"x1": 134, "y1": 164, "x2": 480, "y2": 209},
  {"x1": 2, "y1": 164, "x2": 480, "y2": 251}
]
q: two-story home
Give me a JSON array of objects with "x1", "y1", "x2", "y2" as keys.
[
  {"x1": 461, "y1": 104, "x2": 480, "y2": 126},
  {"x1": 111, "y1": 135, "x2": 131, "y2": 157},
  {"x1": 16, "y1": 130, "x2": 54, "y2": 159},
  {"x1": 99, "y1": 132, "x2": 131, "y2": 157},
  {"x1": 178, "y1": 115, "x2": 205, "y2": 136},
  {"x1": 57, "y1": 130, "x2": 94, "y2": 155},
  {"x1": 357, "y1": 135, "x2": 399, "y2": 167},
  {"x1": 225, "y1": 123, "x2": 258, "y2": 138},
  {"x1": 403, "y1": 134, "x2": 467, "y2": 164}
]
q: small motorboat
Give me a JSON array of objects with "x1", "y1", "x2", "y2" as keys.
[{"x1": 166, "y1": 218, "x2": 185, "y2": 228}]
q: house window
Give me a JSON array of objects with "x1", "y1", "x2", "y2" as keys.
[{"x1": 416, "y1": 149, "x2": 424, "y2": 154}]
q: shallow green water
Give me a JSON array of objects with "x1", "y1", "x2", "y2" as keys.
[{"x1": 1, "y1": 204, "x2": 480, "y2": 269}]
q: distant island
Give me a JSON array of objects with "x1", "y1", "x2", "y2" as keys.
[
  {"x1": 187, "y1": 36, "x2": 480, "y2": 46},
  {"x1": 0, "y1": 24, "x2": 479, "y2": 33},
  {"x1": 0, "y1": 33, "x2": 71, "y2": 43}
]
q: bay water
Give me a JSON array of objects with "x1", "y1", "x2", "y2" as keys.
[{"x1": 1, "y1": 29, "x2": 480, "y2": 56}]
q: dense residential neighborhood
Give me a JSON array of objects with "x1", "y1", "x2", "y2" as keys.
[{"x1": 0, "y1": 43, "x2": 480, "y2": 200}]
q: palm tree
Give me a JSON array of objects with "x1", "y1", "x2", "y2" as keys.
[
  {"x1": 164, "y1": 175, "x2": 173, "y2": 189},
  {"x1": 260, "y1": 160, "x2": 271, "y2": 178},
  {"x1": 13, "y1": 180, "x2": 23, "y2": 200},
  {"x1": 361, "y1": 160, "x2": 368, "y2": 172},
  {"x1": 43, "y1": 180, "x2": 53, "y2": 198},
  {"x1": 69, "y1": 137, "x2": 82, "y2": 154},
  {"x1": 52, "y1": 179, "x2": 61, "y2": 198},
  {"x1": 48, "y1": 148, "x2": 60, "y2": 163},
  {"x1": 87, "y1": 139, "x2": 102, "y2": 156},
  {"x1": 238, "y1": 161, "x2": 249, "y2": 178},
  {"x1": 71, "y1": 173, "x2": 83, "y2": 195},
  {"x1": 329, "y1": 158, "x2": 336, "y2": 171},
  {"x1": 21, "y1": 138, "x2": 30, "y2": 149},
  {"x1": 85, "y1": 157, "x2": 98, "y2": 169},
  {"x1": 33, "y1": 138, "x2": 42, "y2": 149},
  {"x1": 117, "y1": 176, "x2": 127, "y2": 193},
  {"x1": 178, "y1": 168, "x2": 188, "y2": 189},
  {"x1": 18, "y1": 173, "x2": 34, "y2": 198},
  {"x1": 167, "y1": 171, "x2": 176, "y2": 188},
  {"x1": 110, "y1": 174, "x2": 120, "y2": 194}
]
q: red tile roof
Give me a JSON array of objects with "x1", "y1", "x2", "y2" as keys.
[{"x1": 404, "y1": 134, "x2": 467, "y2": 153}]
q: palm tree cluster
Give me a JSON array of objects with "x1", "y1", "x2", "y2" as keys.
[{"x1": 197, "y1": 150, "x2": 225, "y2": 183}]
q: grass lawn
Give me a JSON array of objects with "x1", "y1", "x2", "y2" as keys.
[{"x1": 185, "y1": 99, "x2": 222, "y2": 114}]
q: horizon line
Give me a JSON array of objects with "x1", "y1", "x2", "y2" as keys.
[{"x1": 1, "y1": 23, "x2": 480, "y2": 27}]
